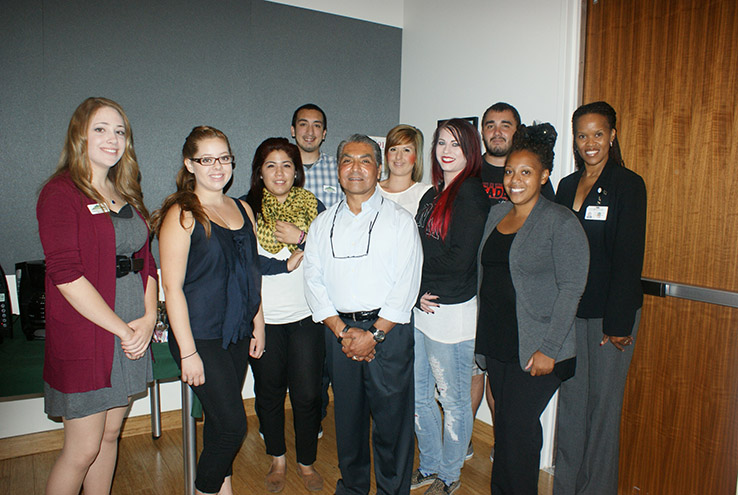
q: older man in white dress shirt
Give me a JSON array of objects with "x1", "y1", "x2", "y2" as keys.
[{"x1": 304, "y1": 134, "x2": 423, "y2": 495}]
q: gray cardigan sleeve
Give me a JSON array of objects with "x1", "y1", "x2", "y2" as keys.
[{"x1": 536, "y1": 212, "x2": 590, "y2": 360}]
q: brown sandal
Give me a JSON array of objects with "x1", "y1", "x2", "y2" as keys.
[
  {"x1": 297, "y1": 466, "x2": 324, "y2": 492},
  {"x1": 265, "y1": 465, "x2": 286, "y2": 493}
]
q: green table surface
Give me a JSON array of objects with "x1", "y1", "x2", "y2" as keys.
[{"x1": 0, "y1": 322, "x2": 181, "y2": 398}]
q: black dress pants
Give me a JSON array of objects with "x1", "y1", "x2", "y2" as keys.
[
  {"x1": 251, "y1": 316, "x2": 325, "y2": 465},
  {"x1": 487, "y1": 356, "x2": 561, "y2": 495},
  {"x1": 328, "y1": 318, "x2": 415, "y2": 495}
]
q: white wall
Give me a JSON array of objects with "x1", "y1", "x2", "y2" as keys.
[
  {"x1": 0, "y1": 374, "x2": 257, "y2": 439},
  {"x1": 400, "y1": 0, "x2": 585, "y2": 467},
  {"x1": 400, "y1": 0, "x2": 584, "y2": 190}
]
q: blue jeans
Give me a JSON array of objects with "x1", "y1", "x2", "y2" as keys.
[{"x1": 413, "y1": 328, "x2": 475, "y2": 484}]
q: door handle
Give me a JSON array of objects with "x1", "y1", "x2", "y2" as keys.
[{"x1": 642, "y1": 278, "x2": 738, "y2": 308}]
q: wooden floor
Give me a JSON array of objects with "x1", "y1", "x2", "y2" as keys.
[{"x1": 0, "y1": 405, "x2": 553, "y2": 494}]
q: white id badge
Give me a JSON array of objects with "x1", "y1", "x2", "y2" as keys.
[
  {"x1": 585, "y1": 205, "x2": 608, "y2": 221},
  {"x1": 87, "y1": 203, "x2": 110, "y2": 215}
]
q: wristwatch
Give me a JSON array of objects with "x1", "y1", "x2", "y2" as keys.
[{"x1": 370, "y1": 325, "x2": 386, "y2": 344}]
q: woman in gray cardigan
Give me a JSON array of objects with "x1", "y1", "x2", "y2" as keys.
[{"x1": 476, "y1": 124, "x2": 589, "y2": 494}]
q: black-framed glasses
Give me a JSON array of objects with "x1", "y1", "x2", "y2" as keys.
[
  {"x1": 330, "y1": 199, "x2": 382, "y2": 259},
  {"x1": 190, "y1": 155, "x2": 235, "y2": 166}
]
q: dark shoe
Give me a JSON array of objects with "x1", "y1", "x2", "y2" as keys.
[
  {"x1": 297, "y1": 467, "x2": 324, "y2": 491},
  {"x1": 318, "y1": 425, "x2": 324, "y2": 439},
  {"x1": 265, "y1": 466, "x2": 285, "y2": 493},
  {"x1": 410, "y1": 469, "x2": 438, "y2": 489}
]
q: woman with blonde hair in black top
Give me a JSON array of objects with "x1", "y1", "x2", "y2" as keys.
[{"x1": 156, "y1": 126, "x2": 265, "y2": 495}]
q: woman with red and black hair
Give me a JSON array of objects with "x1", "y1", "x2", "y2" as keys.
[{"x1": 411, "y1": 118, "x2": 490, "y2": 495}]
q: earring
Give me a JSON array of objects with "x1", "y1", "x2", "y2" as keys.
[{"x1": 609, "y1": 141, "x2": 613, "y2": 147}]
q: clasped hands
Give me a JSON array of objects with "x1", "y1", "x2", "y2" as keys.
[
  {"x1": 340, "y1": 327, "x2": 376, "y2": 362},
  {"x1": 600, "y1": 334, "x2": 634, "y2": 351},
  {"x1": 121, "y1": 314, "x2": 156, "y2": 360}
]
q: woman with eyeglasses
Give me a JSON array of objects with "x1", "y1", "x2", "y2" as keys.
[
  {"x1": 554, "y1": 102, "x2": 646, "y2": 495},
  {"x1": 476, "y1": 123, "x2": 588, "y2": 494},
  {"x1": 155, "y1": 126, "x2": 265, "y2": 495},
  {"x1": 243, "y1": 137, "x2": 326, "y2": 493},
  {"x1": 411, "y1": 119, "x2": 490, "y2": 495},
  {"x1": 378, "y1": 124, "x2": 431, "y2": 216},
  {"x1": 37, "y1": 97, "x2": 158, "y2": 495}
]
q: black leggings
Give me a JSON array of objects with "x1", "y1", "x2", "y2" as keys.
[
  {"x1": 170, "y1": 336, "x2": 250, "y2": 494},
  {"x1": 250, "y1": 316, "x2": 325, "y2": 465}
]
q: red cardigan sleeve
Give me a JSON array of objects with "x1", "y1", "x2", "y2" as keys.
[{"x1": 37, "y1": 178, "x2": 87, "y2": 286}]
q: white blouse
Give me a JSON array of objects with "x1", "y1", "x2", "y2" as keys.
[{"x1": 379, "y1": 182, "x2": 433, "y2": 217}]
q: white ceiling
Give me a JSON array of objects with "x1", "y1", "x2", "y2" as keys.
[{"x1": 265, "y1": 0, "x2": 404, "y2": 28}]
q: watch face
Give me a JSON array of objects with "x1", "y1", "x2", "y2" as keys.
[{"x1": 373, "y1": 329, "x2": 386, "y2": 343}]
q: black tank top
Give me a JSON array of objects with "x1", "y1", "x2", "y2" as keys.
[{"x1": 183, "y1": 198, "x2": 261, "y2": 348}]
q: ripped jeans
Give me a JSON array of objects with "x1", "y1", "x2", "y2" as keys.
[{"x1": 413, "y1": 328, "x2": 475, "y2": 484}]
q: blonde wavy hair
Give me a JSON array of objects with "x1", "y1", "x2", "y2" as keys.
[{"x1": 49, "y1": 97, "x2": 149, "y2": 223}]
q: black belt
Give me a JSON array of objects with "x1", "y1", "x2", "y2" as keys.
[
  {"x1": 116, "y1": 255, "x2": 144, "y2": 278},
  {"x1": 337, "y1": 308, "x2": 381, "y2": 322}
]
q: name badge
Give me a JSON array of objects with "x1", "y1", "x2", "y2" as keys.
[
  {"x1": 323, "y1": 185, "x2": 337, "y2": 193},
  {"x1": 585, "y1": 205, "x2": 608, "y2": 221},
  {"x1": 87, "y1": 203, "x2": 110, "y2": 215}
]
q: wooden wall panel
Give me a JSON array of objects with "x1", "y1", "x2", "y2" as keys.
[
  {"x1": 622, "y1": 297, "x2": 738, "y2": 494},
  {"x1": 585, "y1": 0, "x2": 738, "y2": 290},
  {"x1": 582, "y1": 0, "x2": 738, "y2": 493}
]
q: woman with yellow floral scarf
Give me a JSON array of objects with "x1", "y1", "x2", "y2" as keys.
[{"x1": 243, "y1": 137, "x2": 326, "y2": 493}]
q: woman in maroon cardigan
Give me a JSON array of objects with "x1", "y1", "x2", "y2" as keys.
[{"x1": 36, "y1": 97, "x2": 157, "y2": 495}]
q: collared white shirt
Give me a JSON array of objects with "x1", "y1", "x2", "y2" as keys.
[{"x1": 304, "y1": 187, "x2": 423, "y2": 324}]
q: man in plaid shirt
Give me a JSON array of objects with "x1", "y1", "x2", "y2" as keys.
[
  {"x1": 291, "y1": 103, "x2": 344, "y2": 207},
  {"x1": 291, "y1": 103, "x2": 343, "y2": 440}
]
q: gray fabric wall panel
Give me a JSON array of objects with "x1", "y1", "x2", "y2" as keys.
[{"x1": 0, "y1": 0, "x2": 401, "y2": 272}]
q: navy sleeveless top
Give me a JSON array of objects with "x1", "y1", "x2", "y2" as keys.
[{"x1": 183, "y1": 198, "x2": 262, "y2": 348}]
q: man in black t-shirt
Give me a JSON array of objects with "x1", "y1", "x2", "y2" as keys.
[{"x1": 480, "y1": 102, "x2": 555, "y2": 204}]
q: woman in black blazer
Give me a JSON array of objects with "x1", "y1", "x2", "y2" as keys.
[
  {"x1": 553, "y1": 101, "x2": 647, "y2": 495},
  {"x1": 476, "y1": 124, "x2": 589, "y2": 494}
]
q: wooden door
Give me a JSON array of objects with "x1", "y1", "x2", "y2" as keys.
[{"x1": 582, "y1": 0, "x2": 738, "y2": 493}]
